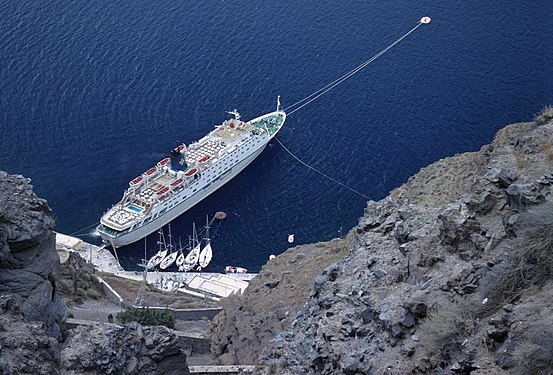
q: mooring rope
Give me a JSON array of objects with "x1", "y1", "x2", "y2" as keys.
[
  {"x1": 274, "y1": 17, "x2": 432, "y2": 199},
  {"x1": 70, "y1": 221, "x2": 100, "y2": 236},
  {"x1": 284, "y1": 19, "x2": 429, "y2": 116},
  {"x1": 274, "y1": 136, "x2": 370, "y2": 200}
]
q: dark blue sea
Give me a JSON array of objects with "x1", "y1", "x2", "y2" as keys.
[{"x1": 1, "y1": 0, "x2": 552, "y2": 272}]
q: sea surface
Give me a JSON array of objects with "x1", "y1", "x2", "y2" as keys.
[{"x1": 1, "y1": 0, "x2": 552, "y2": 272}]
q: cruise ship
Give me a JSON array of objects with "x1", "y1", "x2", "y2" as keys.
[{"x1": 97, "y1": 99, "x2": 286, "y2": 247}]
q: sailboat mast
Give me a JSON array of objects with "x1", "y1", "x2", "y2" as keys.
[
  {"x1": 205, "y1": 215, "x2": 210, "y2": 244},
  {"x1": 168, "y1": 224, "x2": 173, "y2": 252}
]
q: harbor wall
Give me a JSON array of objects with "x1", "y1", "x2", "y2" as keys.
[{"x1": 97, "y1": 276, "x2": 125, "y2": 306}]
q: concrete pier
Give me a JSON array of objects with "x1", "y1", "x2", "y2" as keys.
[{"x1": 55, "y1": 232, "x2": 257, "y2": 299}]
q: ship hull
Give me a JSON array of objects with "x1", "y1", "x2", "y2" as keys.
[{"x1": 99, "y1": 141, "x2": 268, "y2": 247}]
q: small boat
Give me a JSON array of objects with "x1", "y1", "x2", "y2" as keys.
[
  {"x1": 159, "y1": 225, "x2": 177, "y2": 269},
  {"x1": 170, "y1": 178, "x2": 184, "y2": 189},
  {"x1": 159, "y1": 251, "x2": 178, "y2": 269},
  {"x1": 175, "y1": 251, "x2": 185, "y2": 267},
  {"x1": 157, "y1": 158, "x2": 171, "y2": 167},
  {"x1": 146, "y1": 228, "x2": 169, "y2": 269},
  {"x1": 198, "y1": 216, "x2": 213, "y2": 270},
  {"x1": 184, "y1": 168, "x2": 198, "y2": 177},
  {"x1": 175, "y1": 237, "x2": 187, "y2": 267},
  {"x1": 144, "y1": 167, "x2": 158, "y2": 177},
  {"x1": 129, "y1": 175, "x2": 144, "y2": 187},
  {"x1": 180, "y1": 223, "x2": 200, "y2": 272},
  {"x1": 225, "y1": 265, "x2": 248, "y2": 274},
  {"x1": 156, "y1": 187, "x2": 170, "y2": 198}
]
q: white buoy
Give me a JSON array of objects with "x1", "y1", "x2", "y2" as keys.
[
  {"x1": 420, "y1": 16, "x2": 431, "y2": 24},
  {"x1": 288, "y1": 234, "x2": 294, "y2": 243}
]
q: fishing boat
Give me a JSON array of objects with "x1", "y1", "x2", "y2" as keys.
[{"x1": 97, "y1": 98, "x2": 286, "y2": 247}]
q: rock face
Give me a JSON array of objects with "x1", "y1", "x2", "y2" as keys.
[
  {"x1": 0, "y1": 171, "x2": 66, "y2": 338},
  {"x1": 62, "y1": 322, "x2": 190, "y2": 375},
  {"x1": 210, "y1": 237, "x2": 351, "y2": 364},
  {"x1": 210, "y1": 119, "x2": 553, "y2": 373},
  {"x1": 0, "y1": 295, "x2": 61, "y2": 375}
]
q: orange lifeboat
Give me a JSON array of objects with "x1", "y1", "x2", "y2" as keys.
[
  {"x1": 171, "y1": 178, "x2": 184, "y2": 188},
  {"x1": 156, "y1": 187, "x2": 170, "y2": 197},
  {"x1": 143, "y1": 167, "x2": 158, "y2": 178},
  {"x1": 184, "y1": 168, "x2": 198, "y2": 177},
  {"x1": 157, "y1": 158, "x2": 171, "y2": 167},
  {"x1": 198, "y1": 154, "x2": 211, "y2": 163},
  {"x1": 129, "y1": 175, "x2": 144, "y2": 187}
]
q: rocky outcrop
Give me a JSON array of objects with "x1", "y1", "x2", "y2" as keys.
[
  {"x1": 62, "y1": 322, "x2": 190, "y2": 374},
  {"x1": 260, "y1": 121, "x2": 553, "y2": 374},
  {"x1": 0, "y1": 172, "x2": 191, "y2": 373},
  {"x1": 0, "y1": 171, "x2": 66, "y2": 338},
  {"x1": 210, "y1": 237, "x2": 351, "y2": 364},
  {"x1": 210, "y1": 119, "x2": 553, "y2": 373},
  {"x1": 0, "y1": 295, "x2": 61, "y2": 375}
]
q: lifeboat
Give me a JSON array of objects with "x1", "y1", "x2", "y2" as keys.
[
  {"x1": 129, "y1": 175, "x2": 144, "y2": 187},
  {"x1": 156, "y1": 187, "x2": 170, "y2": 197},
  {"x1": 170, "y1": 178, "x2": 184, "y2": 188},
  {"x1": 157, "y1": 158, "x2": 171, "y2": 167},
  {"x1": 198, "y1": 154, "x2": 211, "y2": 163},
  {"x1": 143, "y1": 167, "x2": 158, "y2": 178},
  {"x1": 171, "y1": 144, "x2": 186, "y2": 157},
  {"x1": 184, "y1": 168, "x2": 198, "y2": 177}
]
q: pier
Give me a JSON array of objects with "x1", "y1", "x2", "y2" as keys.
[{"x1": 55, "y1": 232, "x2": 257, "y2": 300}]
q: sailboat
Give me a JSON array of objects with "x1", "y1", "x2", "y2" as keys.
[
  {"x1": 180, "y1": 223, "x2": 200, "y2": 272},
  {"x1": 198, "y1": 216, "x2": 213, "y2": 270},
  {"x1": 175, "y1": 237, "x2": 187, "y2": 268},
  {"x1": 146, "y1": 228, "x2": 168, "y2": 269},
  {"x1": 159, "y1": 225, "x2": 178, "y2": 269}
]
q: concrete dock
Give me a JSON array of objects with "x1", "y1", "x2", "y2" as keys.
[{"x1": 55, "y1": 232, "x2": 257, "y2": 299}]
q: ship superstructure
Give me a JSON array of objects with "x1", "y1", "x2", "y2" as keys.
[{"x1": 98, "y1": 104, "x2": 286, "y2": 247}]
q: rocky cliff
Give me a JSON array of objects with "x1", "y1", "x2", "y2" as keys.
[
  {"x1": 211, "y1": 117, "x2": 553, "y2": 374},
  {"x1": 0, "y1": 171, "x2": 190, "y2": 374},
  {"x1": 0, "y1": 171, "x2": 66, "y2": 338}
]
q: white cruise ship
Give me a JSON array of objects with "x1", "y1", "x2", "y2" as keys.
[{"x1": 97, "y1": 101, "x2": 286, "y2": 247}]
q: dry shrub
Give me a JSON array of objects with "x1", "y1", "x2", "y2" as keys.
[
  {"x1": 478, "y1": 203, "x2": 553, "y2": 311},
  {"x1": 534, "y1": 105, "x2": 553, "y2": 125},
  {"x1": 512, "y1": 324, "x2": 553, "y2": 374},
  {"x1": 419, "y1": 298, "x2": 476, "y2": 350}
]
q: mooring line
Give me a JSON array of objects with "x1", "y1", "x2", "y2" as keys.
[
  {"x1": 274, "y1": 136, "x2": 370, "y2": 200},
  {"x1": 284, "y1": 18, "x2": 430, "y2": 116}
]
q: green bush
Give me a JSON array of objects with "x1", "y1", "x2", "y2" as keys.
[
  {"x1": 534, "y1": 105, "x2": 553, "y2": 125},
  {"x1": 512, "y1": 324, "x2": 553, "y2": 374},
  {"x1": 116, "y1": 308, "x2": 175, "y2": 329},
  {"x1": 73, "y1": 296, "x2": 84, "y2": 305}
]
